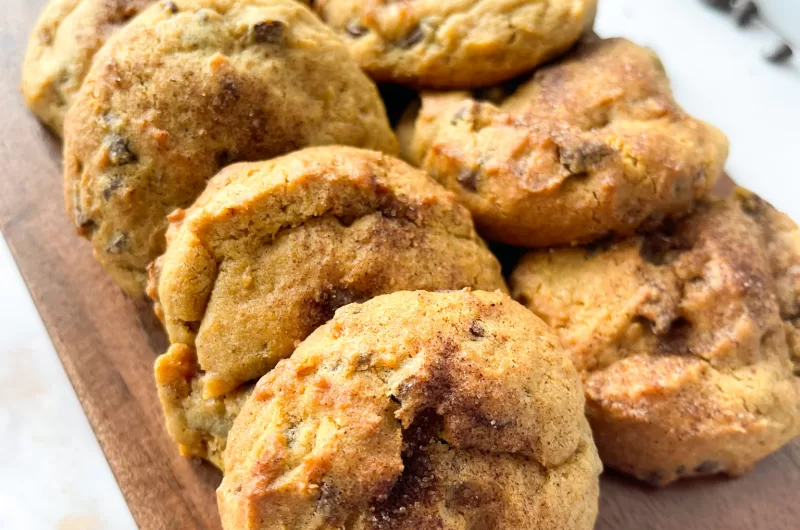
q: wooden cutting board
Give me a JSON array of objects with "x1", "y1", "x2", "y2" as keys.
[{"x1": 1, "y1": 2, "x2": 798, "y2": 529}]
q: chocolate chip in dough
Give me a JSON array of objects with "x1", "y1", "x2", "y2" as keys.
[
  {"x1": 396, "y1": 26, "x2": 424, "y2": 49},
  {"x1": 107, "y1": 135, "x2": 137, "y2": 166},
  {"x1": 345, "y1": 20, "x2": 368, "y2": 38},
  {"x1": 253, "y1": 21, "x2": 286, "y2": 44}
]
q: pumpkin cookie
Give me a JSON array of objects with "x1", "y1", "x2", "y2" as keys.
[
  {"x1": 405, "y1": 38, "x2": 729, "y2": 247},
  {"x1": 311, "y1": 0, "x2": 597, "y2": 88},
  {"x1": 511, "y1": 188, "x2": 800, "y2": 485},
  {"x1": 64, "y1": 0, "x2": 397, "y2": 295},
  {"x1": 218, "y1": 289, "x2": 601, "y2": 530},
  {"x1": 21, "y1": 0, "x2": 157, "y2": 135},
  {"x1": 152, "y1": 146, "x2": 506, "y2": 464}
]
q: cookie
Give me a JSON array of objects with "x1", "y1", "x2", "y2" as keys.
[
  {"x1": 218, "y1": 289, "x2": 601, "y2": 530},
  {"x1": 510, "y1": 188, "x2": 800, "y2": 485},
  {"x1": 311, "y1": 0, "x2": 597, "y2": 88},
  {"x1": 404, "y1": 38, "x2": 729, "y2": 247},
  {"x1": 21, "y1": 0, "x2": 156, "y2": 135},
  {"x1": 63, "y1": 0, "x2": 398, "y2": 296},
  {"x1": 151, "y1": 146, "x2": 506, "y2": 464}
]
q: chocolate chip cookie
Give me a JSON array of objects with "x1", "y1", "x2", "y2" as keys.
[
  {"x1": 64, "y1": 0, "x2": 398, "y2": 295},
  {"x1": 404, "y1": 38, "x2": 729, "y2": 247},
  {"x1": 311, "y1": 0, "x2": 597, "y2": 88},
  {"x1": 511, "y1": 187, "x2": 800, "y2": 485},
  {"x1": 218, "y1": 289, "x2": 601, "y2": 530},
  {"x1": 151, "y1": 146, "x2": 506, "y2": 464},
  {"x1": 22, "y1": 0, "x2": 156, "y2": 134}
]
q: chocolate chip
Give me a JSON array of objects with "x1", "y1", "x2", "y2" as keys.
[
  {"x1": 75, "y1": 211, "x2": 97, "y2": 235},
  {"x1": 253, "y1": 21, "x2": 285, "y2": 44},
  {"x1": 214, "y1": 78, "x2": 241, "y2": 108},
  {"x1": 163, "y1": 1, "x2": 178, "y2": 14},
  {"x1": 469, "y1": 321, "x2": 485, "y2": 338},
  {"x1": 456, "y1": 168, "x2": 478, "y2": 192},
  {"x1": 102, "y1": 179, "x2": 123, "y2": 200},
  {"x1": 107, "y1": 135, "x2": 136, "y2": 166},
  {"x1": 639, "y1": 233, "x2": 679, "y2": 266},
  {"x1": 558, "y1": 143, "x2": 611, "y2": 176},
  {"x1": 676, "y1": 465, "x2": 687, "y2": 476},
  {"x1": 764, "y1": 41, "x2": 793, "y2": 64},
  {"x1": 694, "y1": 460, "x2": 723, "y2": 474},
  {"x1": 345, "y1": 20, "x2": 368, "y2": 38},
  {"x1": 395, "y1": 26, "x2": 424, "y2": 49},
  {"x1": 732, "y1": 0, "x2": 758, "y2": 27},
  {"x1": 105, "y1": 233, "x2": 129, "y2": 254}
]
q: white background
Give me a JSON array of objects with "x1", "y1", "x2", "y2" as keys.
[{"x1": 1, "y1": 0, "x2": 798, "y2": 528}]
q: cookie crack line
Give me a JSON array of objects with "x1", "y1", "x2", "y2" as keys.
[{"x1": 171, "y1": 207, "x2": 486, "y2": 337}]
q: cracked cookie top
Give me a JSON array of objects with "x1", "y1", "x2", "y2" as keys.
[
  {"x1": 510, "y1": 188, "x2": 800, "y2": 485},
  {"x1": 22, "y1": 0, "x2": 157, "y2": 134},
  {"x1": 404, "y1": 38, "x2": 729, "y2": 247},
  {"x1": 150, "y1": 146, "x2": 506, "y2": 400},
  {"x1": 218, "y1": 289, "x2": 600, "y2": 530},
  {"x1": 310, "y1": 0, "x2": 597, "y2": 88},
  {"x1": 63, "y1": 0, "x2": 398, "y2": 295}
]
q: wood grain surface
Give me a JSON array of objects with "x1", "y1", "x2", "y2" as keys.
[{"x1": 1, "y1": 2, "x2": 798, "y2": 529}]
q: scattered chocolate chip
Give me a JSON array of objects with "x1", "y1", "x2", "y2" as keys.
[
  {"x1": 105, "y1": 233, "x2": 129, "y2": 254},
  {"x1": 253, "y1": 20, "x2": 286, "y2": 44},
  {"x1": 732, "y1": 0, "x2": 758, "y2": 27},
  {"x1": 469, "y1": 321, "x2": 486, "y2": 338},
  {"x1": 676, "y1": 465, "x2": 687, "y2": 476},
  {"x1": 345, "y1": 20, "x2": 368, "y2": 38},
  {"x1": 395, "y1": 26, "x2": 424, "y2": 49},
  {"x1": 456, "y1": 168, "x2": 478, "y2": 192},
  {"x1": 102, "y1": 179, "x2": 123, "y2": 200},
  {"x1": 107, "y1": 135, "x2": 136, "y2": 166},
  {"x1": 694, "y1": 460, "x2": 723, "y2": 474},
  {"x1": 163, "y1": 1, "x2": 178, "y2": 14},
  {"x1": 764, "y1": 41, "x2": 793, "y2": 64}
]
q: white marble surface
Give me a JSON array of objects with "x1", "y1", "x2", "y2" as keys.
[
  {"x1": 0, "y1": 236, "x2": 137, "y2": 530},
  {"x1": 0, "y1": 1, "x2": 798, "y2": 529}
]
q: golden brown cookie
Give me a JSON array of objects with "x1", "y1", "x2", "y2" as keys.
[
  {"x1": 311, "y1": 0, "x2": 596, "y2": 88},
  {"x1": 64, "y1": 0, "x2": 398, "y2": 296},
  {"x1": 218, "y1": 289, "x2": 601, "y2": 530},
  {"x1": 510, "y1": 187, "x2": 800, "y2": 485},
  {"x1": 405, "y1": 38, "x2": 729, "y2": 247},
  {"x1": 21, "y1": 0, "x2": 157, "y2": 135},
  {"x1": 152, "y1": 146, "x2": 506, "y2": 464}
]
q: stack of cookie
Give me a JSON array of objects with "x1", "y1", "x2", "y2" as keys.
[{"x1": 21, "y1": 0, "x2": 800, "y2": 528}]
